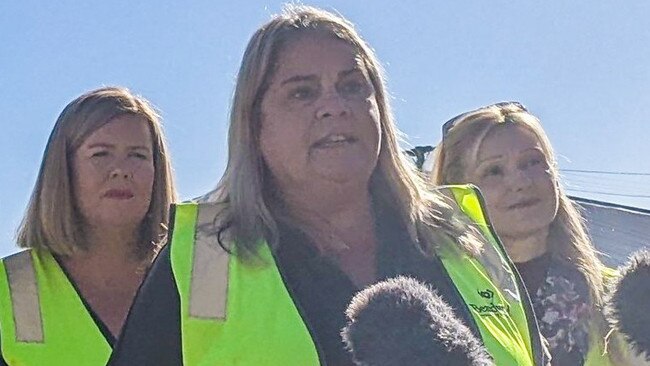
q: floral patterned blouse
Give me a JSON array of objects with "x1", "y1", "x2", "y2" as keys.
[{"x1": 516, "y1": 253, "x2": 592, "y2": 366}]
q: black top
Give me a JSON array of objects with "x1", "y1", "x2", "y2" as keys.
[
  {"x1": 108, "y1": 206, "x2": 482, "y2": 366},
  {"x1": 515, "y1": 253, "x2": 552, "y2": 300}
]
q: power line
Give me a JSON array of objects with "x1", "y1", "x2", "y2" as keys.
[
  {"x1": 566, "y1": 188, "x2": 650, "y2": 199},
  {"x1": 561, "y1": 169, "x2": 650, "y2": 176},
  {"x1": 405, "y1": 147, "x2": 650, "y2": 177}
]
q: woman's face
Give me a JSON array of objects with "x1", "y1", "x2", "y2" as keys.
[
  {"x1": 72, "y1": 114, "x2": 155, "y2": 230},
  {"x1": 467, "y1": 123, "x2": 558, "y2": 239},
  {"x1": 259, "y1": 33, "x2": 381, "y2": 193}
]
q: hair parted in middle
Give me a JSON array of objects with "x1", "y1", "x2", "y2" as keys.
[
  {"x1": 430, "y1": 104, "x2": 605, "y2": 306},
  {"x1": 205, "y1": 4, "x2": 485, "y2": 261},
  {"x1": 428, "y1": 103, "x2": 622, "y2": 359},
  {"x1": 16, "y1": 86, "x2": 177, "y2": 261}
]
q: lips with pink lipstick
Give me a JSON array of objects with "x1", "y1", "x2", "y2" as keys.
[
  {"x1": 103, "y1": 189, "x2": 134, "y2": 199},
  {"x1": 311, "y1": 133, "x2": 358, "y2": 149},
  {"x1": 507, "y1": 198, "x2": 541, "y2": 210}
]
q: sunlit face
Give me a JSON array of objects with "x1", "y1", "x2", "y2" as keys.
[
  {"x1": 259, "y1": 32, "x2": 381, "y2": 193},
  {"x1": 72, "y1": 114, "x2": 155, "y2": 230},
  {"x1": 467, "y1": 123, "x2": 558, "y2": 239}
]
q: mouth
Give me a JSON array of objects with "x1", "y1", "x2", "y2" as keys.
[
  {"x1": 311, "y1": 133, "x2": 358, "y2": 149},
  {"x1": 103, "y1": 189, "x2": 135, "y2": 200},
  {"x1": 507, "y1": 198, "x2": 540, "y2": 210}
]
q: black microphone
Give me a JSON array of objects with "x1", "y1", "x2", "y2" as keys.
[
  {"x1": 608, "y1": 249, "x2": 650, "y2": 363},
  {"x1": 341, "y1": 276, "x2": 493, "y2": 366}
]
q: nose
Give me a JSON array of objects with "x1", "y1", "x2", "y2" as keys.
[
  {"x1": 509, "y1": 169, "x2": 533, "y2": 192},
  {"x1": 316, "y1": 92, "x2": 349, "y2": 120},
  {"x1": 109, "y1": 166, "x2": 133, "y2": 180}
]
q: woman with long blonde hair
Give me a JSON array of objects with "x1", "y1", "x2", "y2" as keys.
[{"x1": 430, "y1": 102, "x2": 617, "y2": 365}]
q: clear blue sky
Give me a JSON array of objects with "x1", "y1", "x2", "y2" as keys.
[{"x1": 2, "y1": 1, "x2": 649, "y2": 257}]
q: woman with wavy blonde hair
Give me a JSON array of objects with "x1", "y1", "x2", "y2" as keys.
[
  {"x1": 111, "y1": 6, "x2": 546, "y2": 366},
  {"x1": 430, "y1": 102, "x2": 618, "y2": 365},
  {"x1": 0, "y1": 86, "x2": 176, "y2": 366}
]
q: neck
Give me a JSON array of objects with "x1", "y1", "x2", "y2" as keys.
[
  {"x1": 284, "y1": 182, "x2": 376, "y2": 250},
  {"x1": 63, "y1": 225, "x2": 145, "y2": 273},
  {"x1": 87, "y1": 225, "x2": 141, "y2": 258},
  {"x1": 283, "y1": 178, "x2": 370, "y2": 214},
  {"x1": 282, "y1": 183, "x2": 375, "y2": 240},
  {"x1": 279, "y1": 181, "x2": 379, "y2": 287},
  {"x1": 500, "y1": 228, "x2": 550, "y2": 263}
]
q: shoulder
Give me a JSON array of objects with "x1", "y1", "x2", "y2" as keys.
[
  {"x1": 0, "y1": 249, "x2": 42, "y2": 280},
  {"x1": 170, "y1": 200, "x2": 232, "y2": 245},
  {"x1": 1, "y1": 249, "x2": 36, "y2": 262}
]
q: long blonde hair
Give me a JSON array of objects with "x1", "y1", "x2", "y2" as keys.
[
  {"x1": 430, "y1": 103, "x2": 609, "y2": 335},
  {"x1": 208, "y1": 4, "x2": 484, "y2": 261},
  {"x1": 431, "y1": 105, "x2": 603, "y2": 305},
  {"x1": 16, "y1": 86, "x2": 177, "y2": 261}
]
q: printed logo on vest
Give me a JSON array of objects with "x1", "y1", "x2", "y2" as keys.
[
  {"x1": 469, "y1": 289, "x2": 510, "y2": 316},
  {"x1": 478, "y1": 289, "x2": 493, "y2": 300}
]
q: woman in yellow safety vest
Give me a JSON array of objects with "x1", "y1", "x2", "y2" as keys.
[
  {"x1": 429, "y1": 102, "x2": 626, "y2": 365},
  {"x1": 111, "y1": 6, "x2": 548, "y2": 366},
  {"x1": 0, "y1": 87, "x2": 176, "y2": 365}
]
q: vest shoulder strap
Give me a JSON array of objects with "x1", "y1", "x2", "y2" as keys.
[
  {"x1": 175, "y1": 202, "x2": 230, "y2": 319},
  {"x1": 3, "y1": 250, "x2": 43, "y2": 343},
  {"x1": 439, "y1": 184, "x2": 522, "y2": 300}
]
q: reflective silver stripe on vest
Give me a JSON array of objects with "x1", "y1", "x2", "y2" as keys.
[
  {"x1": 190, "y1": 204, "x2": 230, "y2": 319},
  {"x1": 4, "y1": 251, "x2": 44, "y2": 343}
]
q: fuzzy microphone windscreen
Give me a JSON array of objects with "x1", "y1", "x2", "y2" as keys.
[
  {"x1": 341, "y1": 276, "x2": 493, "y2": 366},
  {"x1": 608, "y1": 249, "x2": 650, "y2": 363}
]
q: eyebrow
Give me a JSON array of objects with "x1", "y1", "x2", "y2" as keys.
[
  {"x1": 477, "y1": 147, "x2": 543, "y2": 166},
  {"x1": 279, "y1": 68, "x2": 364, "y2": 86},
  {"x1": 477, "y1": 155, "x2": 503, "y2": 166},
  {"x1": 339, "y1": 68, "x2": 364, "y2": 78},
  {"x1": 87, "y1": 143, "x2": 151, "y2": 151},
  {"x1": 280, "y1": 74, "x2": 317, "y2": 86}
]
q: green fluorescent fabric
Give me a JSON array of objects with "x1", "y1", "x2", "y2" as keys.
[
  {"x1": 170, "y1": 203, "x2": 320, "y2": 366},
  {"x1": 0, "y1": 250, "x2": 111, "y2": 365},
  {"x1": 171, "y1": 184, "x2": 542, "y2": 365},
  {"x1": 438, "y1": 185, "x2": 536, "y2": 366}
]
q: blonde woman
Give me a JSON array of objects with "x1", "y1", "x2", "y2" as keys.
[
  {"x1": 430, "y1": 102, "x2": 618, "y2": 365},
  {"x1": 111, "y1": 7, "x2": 547, "y2": 366},
  {"x1": 0, "y1": 87, "x2": 176, "y2": 365}
]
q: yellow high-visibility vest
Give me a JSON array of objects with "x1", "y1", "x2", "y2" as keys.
[
  {"x1": 0, "y1": 249, "x2": 112, "y2": 365},
  {"x1": 171, "y1": 184, "x2": 544, "y2": 365}
]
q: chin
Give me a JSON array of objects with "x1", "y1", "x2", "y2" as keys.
[
  {"x1": 496, "y1": 221, "x2": 552, "y2": 240},
  {"x1": 320, "y1": 160, "x2": 376, "y2": 180},
  {"x1": 497, "y1": 212, "x2": 554, "y2": 235},
  {"x1": 316, "y1": 170, "x2": 373, "y2": 188},
  {"x1": 93, "y1": 213, "x2": 147, "y2": 229}
]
